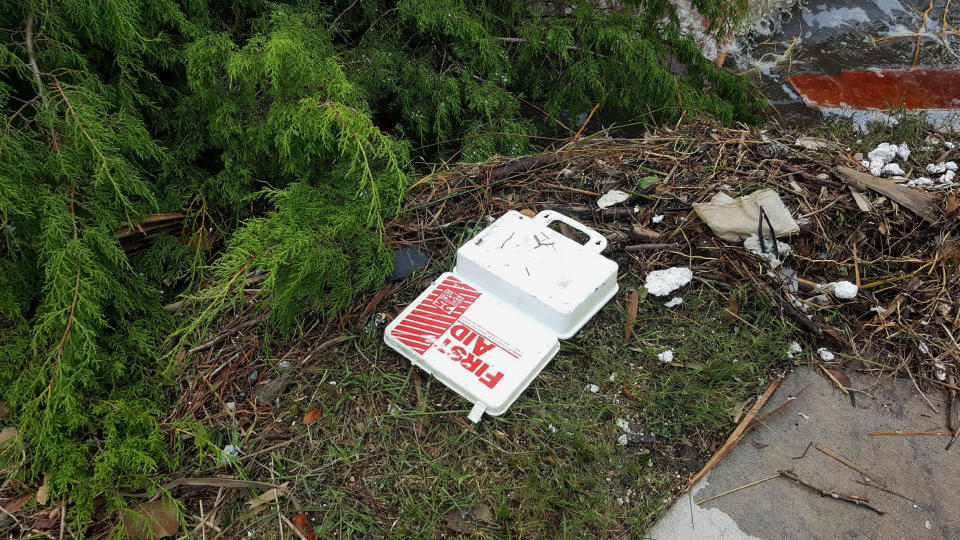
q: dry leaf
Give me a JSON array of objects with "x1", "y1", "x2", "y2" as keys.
[
  {"x1": 121, "y1": 498, "x2": 179, "y2": 540},
  {"x1": 245, "y1": 482, "x2": 288, "y2": 510},
  {"x1": 443, "y1": 510, "x2": 470, "y2": 534},
  {"x1": 827, "y1": 369, "x2": 852, "y2": 389},
  {"x1": 946, "y1": 195, "x2": 959, "y2": 216},
  {"x1": 253, "y1": 375, "x2": 292, "y2": 402},
  {"x1": 623, "y1": 288, "x2": 639, "y2": 345},
  {"x1": 0, "y1": 401, "x2": 9, "y2": 418},
  {"x1": 470, "y1": 504, "x2": 493, "y2": 524},
  {"x1": 727, "y1": 293, "x2": 739, "y2": 323},
  {"x1": 632, "y1": 223, "x2": 661, "y2": 240},
  {"x1": 291, "y1": 513, "x2": 317, "y2": 540},
  {"x1": 0, "y1": 426, "x2": 17, "y2": 447},
  {"x1": 519, "y1": 209, "x2": 536, "y2": 218},
  {"x1": 301, "y1": 408, "x2": 322, "y2": 425},
  {"x1": 730, "y1": 398, "x2": 751, "y2": 423},
  {"x1": 1, "y1": 493, "x2": 32, "y2": 515},
  {"x1": 35, "y1": 472, "x2": 50, "y2": 506},
  {"x1": 849, "y1": 187, "x2": 873, "y2": 212}
]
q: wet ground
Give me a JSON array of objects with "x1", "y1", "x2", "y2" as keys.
[{"x1": 730, "y1": 0, "x2": 960, "y2": 128}]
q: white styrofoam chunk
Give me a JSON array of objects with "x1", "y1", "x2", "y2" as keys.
[{"x1": 645, "y1": 267, "x2": 693, "y2": 296}]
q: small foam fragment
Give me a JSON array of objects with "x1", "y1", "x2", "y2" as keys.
[
  {"x1": 598, "y1": 189, "x2": 630, "y2": 209},
  {"x1": 645, "y1": 267, "x2": 693, "y2": 297}
]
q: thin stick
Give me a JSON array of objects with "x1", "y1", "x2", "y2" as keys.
[
  {"x1": 723, "y1": 308, "x2": 762, "y2": 334},
  {"x1": 200, "y1": 500, "x2": 206, "y2": 540},
  {"x1": 571, "y1": 102, "x2": 601, "y2": 142},
  {"x1": 541, "y1": 183, "x2": 601, "y2": 197},
  {"x1": 855, "y1": 480, "x2": 915, "y2": 502},
  {"x1": 747, "y1": 384, "x2": 810, "y2": 432},
  {"x1": 778, "y1": 470, "x2": 884, "y2": 515},
  {"x1": 792, "y1": 441, "x2": 813, "y2": 459},
  {"x1": 815, "y1": 443, "x2": 887, "y2": 486},
  {"x1": 162, "y1": 477, "x2": 286, "y2": 491},
  {"x1": 59, "y1": 500, "x2": 66, "y2": 539},
  {"x1": 907, "y1": 366, "x2": 940, "y2": 415},
  {"x1": 945, "y1": 427, "x2": 960, "y2": 451},
  {"x1": 299, "y1": 334, "x2": 355, "y2": 366},
  {"x1": 695, "y1": 474, "x2": 781, "y2": 505},
  {"x1": 868, "y1": 431, "x2": 953, "y2": 436},
  {"x1": 852, "y1": 243, "x2": 861, "y2": 288},
  {"x1": 819, "y1": 365, "x2": 850, "y2": 395},
  {"x1": 188, "y1": 315, "x2": 265, "y2": 355},
  {"x1": 24, "y1": 14, "x2": 47, "y2": 104},
  {"x1": 331, "y1": 0, "x2": 358, "y2": 24},
  {"x1": 686, "y1": 378, "x2": 782, "y2": 489},
  {"x1": 624, "y1": 243, "x2": 681, "y2": 251}
]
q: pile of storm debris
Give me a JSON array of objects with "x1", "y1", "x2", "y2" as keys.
[{"x1": 385, "y1": 124, "x2": 960, "y2": 413}]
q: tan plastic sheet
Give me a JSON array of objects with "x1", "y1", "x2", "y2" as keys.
[{"x1": 692, "y1": 189, "x2": 799, "y2": 241}]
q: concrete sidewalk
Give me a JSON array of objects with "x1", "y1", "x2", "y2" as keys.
[{"x1": 650, "y1": 367, "x2": 959, "y2": 539}]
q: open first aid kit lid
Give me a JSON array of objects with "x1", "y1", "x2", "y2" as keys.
[
  {"x1": 455, "y1": 210, "x2": 619, "y2": 338},
  {"x1": 384, "y1": 211, "x2": 618, "y2": 422},
  {"x1": 384, "y1": 273, "x2": 559, "y2": 422}
]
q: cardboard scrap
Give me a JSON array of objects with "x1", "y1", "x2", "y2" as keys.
[{"x1": 693, "y1": 189, "x2": 800, "y2": 241}]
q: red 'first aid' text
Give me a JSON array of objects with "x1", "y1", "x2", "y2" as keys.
[{"x1": 447, "y1": 324, "x2": 504, "y2": 389}]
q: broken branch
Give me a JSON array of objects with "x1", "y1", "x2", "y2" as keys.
[{"x1": 778, "y1": 469, "x2": 884, "y2": 515}]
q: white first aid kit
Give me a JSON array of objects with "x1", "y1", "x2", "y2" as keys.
[{"x1": 384, "y1": 210, "x2": 618, "y2": 422}]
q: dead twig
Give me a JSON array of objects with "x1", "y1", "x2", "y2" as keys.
[
  {"x1": 867, "y1": 431, "x2": 954, "y2": 436},
  {"x1": 778, "y1": 470, "x2": 884, "y2": 515},
  {"x1": 623, "y1": 288, "x2": 639, "y2": 345},
  {"x1": 188, "y1": 313, "x2": 267, "y2": 355},
  {"x1": 163, "y1": 477, "x2": 287, "y2": 491},
  {"x1": 814, "y1": 443, "x2": 887, "y2": 486},
  {"x1": 945, "y1": 427, "x2": 960, "y2": 451},
  {"x1": 747, "y1": 384, "x2": 810, "y2": 432},
  {"x1": 624, "y1": 243, "x2": 681, "y2": 251},
  {"x1": 355, "y1": 283, "x2": 395, "y2": 331},
  {"x1": 855, "y1": 480, "x2": 915, "y2": 502},
  {"x1": 695, "y1": 473, "x2": 781, "y2": 505},
  {"x1": 24, "y1": 14, "x2": 47, "y2": 105},
  {"x1": 687, "y1": 378, "x2": 782, "y2": 489},
  {"x1": 792, "y1": 441, "x2": 813, "y2": 460}
]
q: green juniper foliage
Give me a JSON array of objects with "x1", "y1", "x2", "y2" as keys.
[{"x1": 0, "y1": 0, "x2": 761, "y2": 529}]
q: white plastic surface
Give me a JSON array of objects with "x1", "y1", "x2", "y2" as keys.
[
  {"x1": 384, "y1": 273, "x2": 559, "y2": 419},
  {"x1": 454, "y1": 210, "x2": 619, "y2": 338}
]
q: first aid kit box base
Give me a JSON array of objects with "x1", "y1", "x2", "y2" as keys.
[{"x1": 454, "y1": 210, "x2": 618, "y2": 339}]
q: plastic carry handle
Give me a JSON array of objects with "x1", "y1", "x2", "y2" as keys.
[{"x1": 535, "y1": 210, "x2": 608, "y2": 253}]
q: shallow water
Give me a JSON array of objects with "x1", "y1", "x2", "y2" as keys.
[{"x1": 730, "y1": 0, "x2": 960, "y2": 128}]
